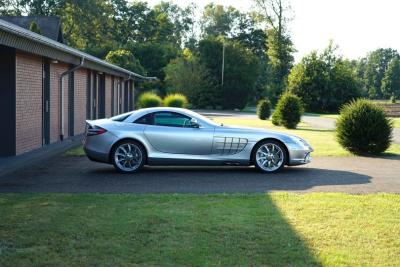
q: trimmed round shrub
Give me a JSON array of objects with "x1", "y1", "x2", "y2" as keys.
[
  {"x1": 137, "y1": 92, "x2": 162, "y2": 108},
  {"x1": 336, "y1": 99, "x2": 393, "y2": 155},
  {"x1": 271, "y1": 110, "x2": 281, "y2": 126},
  {"x1": 257, "y1": 99, "x2": 271, "y2": 120},
  {"x1": 163, "y1": 93, "x2": 189, "y2": 108},
  {"x1": 272, "y1": 93, "x2": 304, "y2": 129}
]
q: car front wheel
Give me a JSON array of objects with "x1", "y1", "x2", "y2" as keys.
[
  {"x1": 111, "y1": 140, "x2": 146, "y2": 173},
  {"x1": 253, "y1": 140, "x2": 287, "y2": 173}
]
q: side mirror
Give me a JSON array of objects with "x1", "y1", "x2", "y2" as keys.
[{"x1": 190, "y1": 118, "x2": 200, "y2": 128}]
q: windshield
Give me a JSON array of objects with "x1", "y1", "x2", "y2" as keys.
[{"x1": 184, "y1": 110, "x2": 220, "y2": 126}]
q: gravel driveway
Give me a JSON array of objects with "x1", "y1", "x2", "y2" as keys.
[{"x1": 0, "y1": 155, "x2": 399, "y2": 194}]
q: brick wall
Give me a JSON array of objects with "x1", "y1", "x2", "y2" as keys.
[
  {"x1": 105, "y1": 74, "x2": 112, "y2": 117},
  {"x1": 74, "y1": 68, "x2": 87, "y2": 134},
  {"x1": 50, "y1": 62, "x2": 69, "y2": 143},
  {"x1": 15, "y1": 52, "x2": 43, "y2": 155}
]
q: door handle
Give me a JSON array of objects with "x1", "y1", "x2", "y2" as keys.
[{"x1": 46, "y1": 100, "x2": 49, "y2": 112}]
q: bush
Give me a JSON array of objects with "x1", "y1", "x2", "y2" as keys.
[
  {"x1": 163, "y1": 93, "x2": 189, "y2": 108},
  {"x1": 272, "y1": 93, "x2": 304, "y2": 129},
  {"x1": 390, "y1": 95, "x2": 396, "y2": 103},
  {"x1": 137, "y1": 92, "x2": 162, "y2": 108},
  {"x1": 271, "y1": 111, "x2": 281, "y2": 126},
  {"x1": 336, "y1": 99, "x2": 393, "y2": 155},
  {"x1": 256, "y1": 99, "x2": 271, "y2": 120}
]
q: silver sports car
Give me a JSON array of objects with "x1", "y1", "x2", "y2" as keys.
[{"x1": 84, "y1": 107, "x2": 313, "y2": 173}]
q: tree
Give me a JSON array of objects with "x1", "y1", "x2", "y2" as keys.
[
  {"x1": 288, "y1": 43, "x2": 360, "y2": 113},
  {"x1": 253, "y1": 0, "x2": 294, "y2": 103},
  {"x1": 200, "y1": 3, "x2": 241, "y2": 38},
  {"x1": 381, "y1": 56, "x2": 400, "y2": 98},
  {"x1": 105, "y1": 49, "x2": 146, "y2": 75},
  {"x1": 28, "y1": 20, "x2": 41, "y2": 34},
  {"x1": 359, "y1": 48, "x2": 399, "y2": 98},
  {"x1": 164, "y1": 49, "x2": 217, "y2": 108},
  {"x1": 198, "y1": 38, "x2": 260, "y2": 109}
]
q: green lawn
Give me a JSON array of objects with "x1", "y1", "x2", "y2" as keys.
[
  {"x1": 0, "y1": 193, "x2": 399, "y2": 266},
  {"x1": 213, "y1": 117, "x2": 400, "y2": 157}
]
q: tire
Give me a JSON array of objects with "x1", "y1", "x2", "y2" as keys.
[
  {"x1": 252, "y1": 140, "x2": 287, "y2": 173},
  {"x1": 111, "y1": 140, "x2": 146, "y2": 173}
]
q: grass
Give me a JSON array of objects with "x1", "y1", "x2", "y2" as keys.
[
  {"x1": 0, "y1": 193, "x2": 399, "y2": 266},
  {"x1": 64, "y1": 146, "x2": 85, "y2": 157},
  {"x1": 213, "y1": 116, "x2": 400, "y2": 157}
]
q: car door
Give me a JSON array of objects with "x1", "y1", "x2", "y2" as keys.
[{"x1": 143, "y1": 111, "x2": 215, "y2": 155}]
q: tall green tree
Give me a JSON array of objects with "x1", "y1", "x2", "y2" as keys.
[
  {"x1": 105, "y1": 49, "x2": 146, "y2": 75},
  {"x1": 164, "y1": 49, "x2": 217, "y2": 108},
  {"x1": 198, "y1": 38, "x2": 260, "y2": 109},
  {"x1": 359, "y1": 48, "x2": 399, "y2": 98},
  {"x1": 253, "y1": 0, "x2": 294, "y2": 103},
  {"x1": 288, "y1": 43, "x2": 360, "y2": 112},
  {"x1": 381, "y1": 56, "x2": 400, "y2": 98}
]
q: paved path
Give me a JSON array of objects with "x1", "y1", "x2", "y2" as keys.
[{"x1": 0, "y1": 155, "x2": 399, "y2": 194}]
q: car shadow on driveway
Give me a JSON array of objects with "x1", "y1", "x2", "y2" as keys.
[{"x1": 0, "y1": 156, "x2": 371, "y2": 193}]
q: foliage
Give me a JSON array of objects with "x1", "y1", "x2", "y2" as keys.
[
  {"x1": 164, "y1": 49, "x2": 218, "y2": 108},
  {"x1": 271, "y1": 110, "x2": 281, "y2": 126},
  {"x1": 381, "y1": 56, "x2": 400, "y2": 98},
  {"x1": 272, "y1": 92, "x2": 304, "y2": 129},
  {"x1": 163, "y1": 93, "x2": 189, "y2": 108},
  {"x1": 390, "y1": 95, "x2": 397, "y2": 103},
  {"x1": 105, "y1": 49, "x2": 146, "y2": 75},
  {"x1": 137, "y1": 92, "x2": 162, "y2": 108},
  {"x1": 198, "y1": 38, "x2": 260, "y2": 109},
  {"x1": 28, "y1": 20, "x2": 41, "y2": 34},
  {"x1": 356, "y1": 48, "x2": 400, "y2": 99},
  {"x1": 256, "y1": 99, "x2": 271, "y2": 120},
  {"x1": 266, "y1": 29, "x2": 295, "y2": 104},
  {"x1": 336, "y1": 99, "x2": 393, "y2": 155},
  {"x1": 288, "y1": 43, "x2": 361, "y2": 113}
]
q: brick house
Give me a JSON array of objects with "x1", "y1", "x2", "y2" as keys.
[{"x1": 0, "y1": 18, "x2": 154, "y2": 157}]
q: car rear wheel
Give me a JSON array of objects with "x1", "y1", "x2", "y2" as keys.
[
  {"x1": 111, "y1": 140, "x2": 145, "y2": 173},
  {"x1": 253, "y1": 140, "x2": 287, "y2": 173}
]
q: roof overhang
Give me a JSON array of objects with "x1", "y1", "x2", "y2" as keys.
[{"x1": 0, "y1": 18, "x2": 157, "y2": 81}]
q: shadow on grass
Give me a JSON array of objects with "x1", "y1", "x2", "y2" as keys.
[{"x1": 0, "y1": 194, "x2": 322, "y2": 266}]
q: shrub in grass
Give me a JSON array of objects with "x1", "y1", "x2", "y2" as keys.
[
  {"x1": 336, "y1": 99, "x2": 393, "y2": 155},
  {"x1": 138, "y1": 92, "x2": 162, "y2": 108},
  {"x1": 390, "y1": 95, "x2": 396, "y2": 103},
  {"x1": 163, "y1": 93, "x2": 189, "y2": 108},
  {"x1": 271, "y1": 109, "x2": 281, "y2": 126},
  {"x1": 272, "y1": 92, "x2": 304, "y2": 129},
  {"x1": 257, "y1": 99, "x2": 271, "y2": 120}
]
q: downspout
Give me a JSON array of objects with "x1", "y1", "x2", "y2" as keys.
[{"x1": 59, "y1": 57, "x2": 85, "y2": 140}]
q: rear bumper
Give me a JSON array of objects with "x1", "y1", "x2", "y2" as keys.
[
  {"x1": 83, "y1": 132, "x2": 117, "y2": 164},
  {"x1": 84, "y1": 147, "x2": 110, "y2": 163}
]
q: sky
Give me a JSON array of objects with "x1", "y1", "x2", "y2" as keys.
[{"x1": 145, "y1": 0, "x2": 400, "y2": 61}]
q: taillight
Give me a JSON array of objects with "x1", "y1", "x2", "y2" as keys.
[{"x1": 86, "y1": 125, "x2": 107, "y2": 136}]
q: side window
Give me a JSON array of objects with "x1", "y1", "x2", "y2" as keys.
[
  {"x1": 153, "y1": 112, "x2": 191, "y2": 127},
  {"x1": 134, "y1": 114, "x2": 154, "y2": 125}
]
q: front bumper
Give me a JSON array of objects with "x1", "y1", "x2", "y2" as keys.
[{"x1": 286, "y1": 143, "x2": 313, "y2": 166}]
